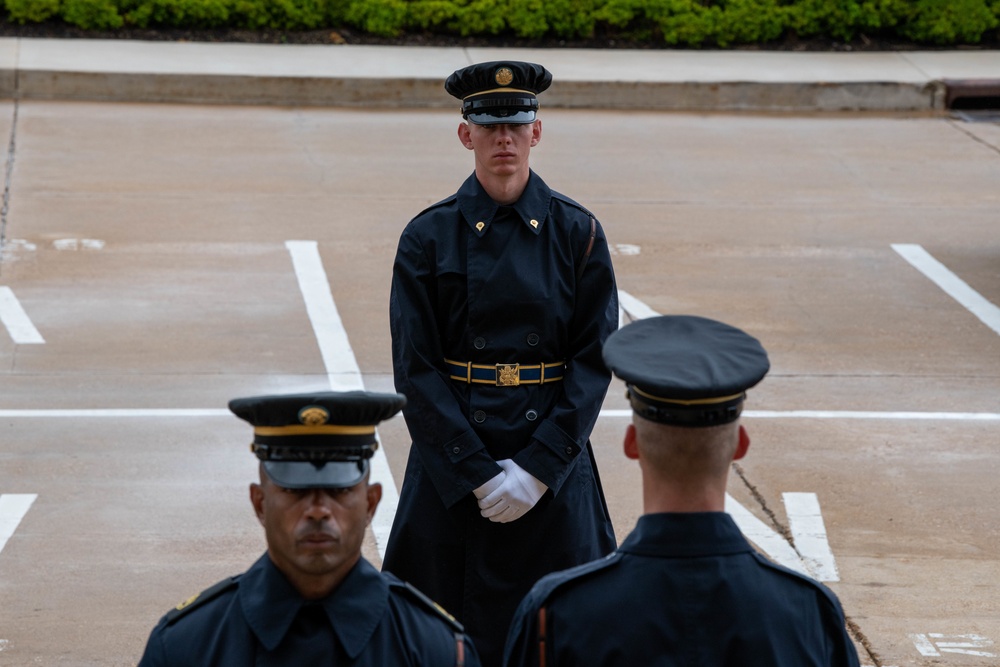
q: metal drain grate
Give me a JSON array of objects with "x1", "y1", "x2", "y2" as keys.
[
  {"x1": 950, "y1": 110, "x2": 1000, "y2": 123},
  {"x1": 943, "y1": 78, "x2": 1000, "y2": 122}
]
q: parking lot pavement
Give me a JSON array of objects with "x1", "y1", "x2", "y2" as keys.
[{"x1": 0, "y1": 99, "x2": 998, "y2": 665}]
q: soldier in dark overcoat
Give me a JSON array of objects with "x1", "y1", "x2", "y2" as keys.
[
  {"x1": 382, "y1": 61, "x2": 618, "y2": 666},
  {"x1": 138, "y1": 391, "x2": 480, "y2": 667},
  {"x1": 503, "y1": 316, "x2": 862, "y2": 667}
]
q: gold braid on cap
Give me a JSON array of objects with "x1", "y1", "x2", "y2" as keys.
[
  {"x1": 630, "y1": 385, "x2": 745, "y2": 407},
  {"x1": 253, "y1": 424, "x2": 376, "y2": 437},
  {"x1": 463, "y1": 88, "x2": 534, "y2": 99}
]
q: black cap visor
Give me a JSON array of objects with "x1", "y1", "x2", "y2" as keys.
[
  {"x1": 463, "y1": 92, "x2": 538, "y2": 125},
  {"x1": 264, "y1": 459, "x2": 370, "y2": 490},
  {"x1": 467, "y1": 109, "x2": 537, "y2": 125}
]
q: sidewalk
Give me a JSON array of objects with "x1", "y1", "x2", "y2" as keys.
[{"x1": 0, "y1": 37, "x2": 997, "y2": 111}]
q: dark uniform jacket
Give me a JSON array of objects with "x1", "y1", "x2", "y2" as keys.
[
  {"x1": 138, "y1": 554, "x2": 479, "y2": 666},
  {"x1": 383, "y1": 170, "x2": 618, "y2": 666},
  {"x1": 504, "y1": 512, "x2": 862, "y2": 667}
]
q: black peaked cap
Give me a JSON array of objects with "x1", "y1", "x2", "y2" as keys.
[
  {"x1": 602, "y1": 315, "x2": 770, "y2": 427},
  {"x1": 229, "y1": 390, "x2": 406, "y2": 488},
  {"x1": 445, "y1": 61, "x2": 552, "y2": 125}
]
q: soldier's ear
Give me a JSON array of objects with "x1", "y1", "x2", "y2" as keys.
[
  {"x1": 366, "y1": 482, "x2": 383, "y2": 522},
  {"x1": 250, "y1": 483, "x2": 266, "y2": 526},
  {"x1": 457, "y1": 122, "x2": 474, "y2": 150},
  {"x1": 623, "y1": 424, "x2": 639, "y2": 460},
  {"x1": 734, "y1": 425, "x2": 751, "y2": 461}
]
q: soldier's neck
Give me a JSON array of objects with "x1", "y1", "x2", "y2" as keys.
[
  {"x1": 477, "y1": 169, "x2": 529, "y2": 206},
  {"x1": 273, "y1": 553, "x2": 359, "y2": 601},
  {"x1": 642, "y1": 473, "x2": 727, "y2": 514}
]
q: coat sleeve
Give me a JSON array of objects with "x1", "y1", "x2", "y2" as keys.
[
  {"x1": 513, "y1": 215, "x2": 618, "y2": 494},
  {"x1": 390, "y1": 226, "x2": 503, "y2": 508},
  {"x1": 825, "y1": 596, "x2": 862, "y2": 667},
  {"x1": 136, "y1": 621, "x2": 167, "y2": 667}
]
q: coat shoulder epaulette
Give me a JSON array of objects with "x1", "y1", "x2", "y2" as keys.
[
  {"x1": 549, "y1": 189, "x2": 596, "y2": 219},
  {"x1": 751, "y1": 552, "x2": 845, "y2": 611},
  {"x1": 411, "y1": 194, "x2": 459, "y2": 221},
  {"x1": 533, "y1": 551, "x2": 623, "y2": 606},
  {"x1": 163, "y1": 576, "x2": 240, "y2": 626},
  {"x1": 388, "y1": 578, "x2": 465, "y2": 633}
]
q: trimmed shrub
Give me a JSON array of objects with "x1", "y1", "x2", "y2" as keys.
[
  {"x1": 344, "y1": 0, "x2": 407, "y2": 36},
  {"x1": 715, "y1": 0, "x2": 785, "y2": 46},
  {"x1": 407, "y1": 0, "x2": 459, "y2": 31},
  {"x1": 449, "y1": 0, "x2": 510, "y2": 36},
  {"x1": 785, "y1": 0, "x2": 906, "y2": 40},
  {"x1": 231, "y1": 0, "x2": 329, "y2": 29},
  {"x1": 900, "y1": 0, "x2": 999, "y2": 43},
  {"x1": 63, "y1": 0, "x2": 125, "y2": 29},
  {"x1": 0, "y1": 0, "x2": 997, "y2": 47},
  {"x1": 125, "y1": 0, "x2": 231, "y2": 29},
  {"x1": 4, "y1": 0, "x2": 59, "y2": 23},
  {"x1": 541, "y1": 0, "x2": 600, "y2": 38}
]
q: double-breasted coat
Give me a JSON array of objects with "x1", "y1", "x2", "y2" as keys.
[{"x1": 382, "y1": 170, "x2": 618, "y2": 665}]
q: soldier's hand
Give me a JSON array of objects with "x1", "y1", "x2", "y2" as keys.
[
  {"x1": 478, "y1": 459, "x2": 548, "y2": 523},
  {"x1": 473, "y1": 470, "x2": 506, "y2": 502}
]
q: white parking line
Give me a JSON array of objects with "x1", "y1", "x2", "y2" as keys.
[
  {"x1": 0, "y1": 409, "x2": 231, "y2": 417},
  {"x1": 910, "y1": 633, "x2": 998, "y2": 658},
  {"x1": 724, "y1": 494, "x2": 819, "y2": 578},
  {"x1": 285, "y1": 240, "x2": 399, "y2": 561},
  {"x1": 784, "y1": 492, "x2": 839, "y2": 582},
  {"x1": 0, "y1": 494, "x2": 36, "y2": 556},
  {"x1": 893, "y1": 243, "x2": 1000, "y2": 337},
  {"x1": 3, "y1": 408, "x2": 994, "y2": 422},
  {"x1": 601, "y1": 409, "x2": 1000, "y2": 421},
  {"x1": 749, "y1": 410, "x2": 1000, "y2": 420},
  {"x1": 617, "y1": 287, "x2": 1000, "y2": 422},
  {"x1": 618, "y1": 289, "x2": 660, "y2": 321},
  {"x1": 0, "y1": 286, "x2": 44, "y2": 344},
  {"x1": 285, "y1": 240, "x2": 364, "y2": 392}
]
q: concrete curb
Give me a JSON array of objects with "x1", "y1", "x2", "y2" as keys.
[
  {"x1": 0, "y1": 38, "x2": 994, "y2": 112},
  {"x1": 6, "y1": 72, "x2": 948, "y2": 112}
]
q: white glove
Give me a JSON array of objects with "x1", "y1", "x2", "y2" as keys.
[
  {"x1": 473, "y1": 470, "x2": 505, "y2": 500},
  {"x1": 477, "y1": 459, "x2": 548, "y2": 523}
]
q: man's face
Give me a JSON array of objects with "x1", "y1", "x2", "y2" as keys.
[
  {"x1": 251, "y1": 472, "x2": 381, "y2": 593},
  {"x1": 459, "y1": 120, "x2": 541, "y2": 178}
]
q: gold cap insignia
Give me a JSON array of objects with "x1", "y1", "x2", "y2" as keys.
[
  {"x1": 476, "y1": 221, "x2": 485, "y2": 232},
  {"x1": 495, "y1": 67, "x2": 514, "y2": 86},
  {"x1": 298, "y1": 406, "x2": 330, "y2": 426}
]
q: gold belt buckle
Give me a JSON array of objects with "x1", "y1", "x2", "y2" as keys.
[{"x1": 496, "y1": 363, "x2": 520, "y2": 387}]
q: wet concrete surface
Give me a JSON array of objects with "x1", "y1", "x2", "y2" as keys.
[{"x1": 0, "y1": 101, "x2": 998, "y2": 665}]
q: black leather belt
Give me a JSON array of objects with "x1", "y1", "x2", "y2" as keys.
[{"x1": 445, "y1": 359, "x2": 565, "y2": 386}]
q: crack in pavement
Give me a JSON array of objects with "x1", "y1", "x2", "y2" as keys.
[
  {"x1": 731, "y1": 462, "x2": 883, "y2": 666},
  {"x1": 0, "y1": 41, "x2": 21, "y2": 279}
]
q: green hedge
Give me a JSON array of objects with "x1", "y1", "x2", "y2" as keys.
[{"x1": 4, "y1": 0, "x2": 999, "y2": 46}]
